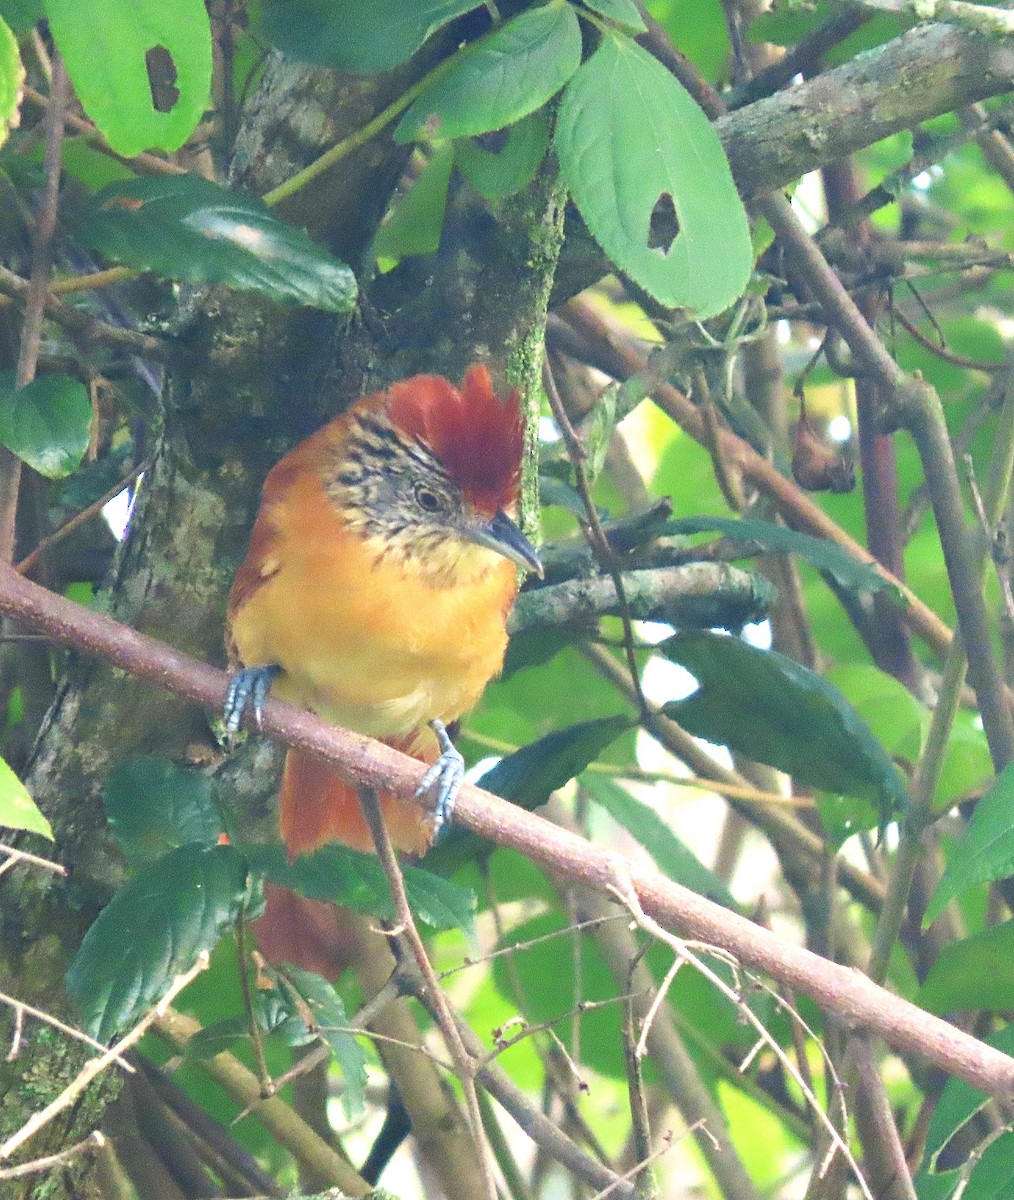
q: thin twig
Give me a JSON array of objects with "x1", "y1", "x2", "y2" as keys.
[
  {"x1": 0, "y1": 842, "x2": 66, "y2": 875},
  {"x1": 0, "y1": 1131, "x2": 107, "y2": 1181},
  {"x1": 0, "y1": 952, "x2": 209, "y2": 1162},
  {"x1": 356, "y1": 784, "x2": 500, "y2": 1200},
  {"x1": 0, "y1": 990, "x2": 133, "y2": 1069}
]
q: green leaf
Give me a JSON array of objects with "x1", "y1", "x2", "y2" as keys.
[
  {"x1": 555, "y1": 32, "x2": 751, "y2": 317},
  {"x1": 925, "y1": 763, "x2": 1014, "y2": 925},
  {"x1": 0, "y1": 756, "x2": 51, "y2": 839},
  {"x1": 67, "y1": 843, "x2": 251, "y2": 1041},
  {"x1": 374, "y1": 143, "x2": 453, "y2": 263},
  {"x1": 580, "y1": 773, "x2": 737, "y2": 907},
  {"x1": 919, "y1": 919, "x2": 1014, "y2": 1014},
  {"x1": 277, "y1": 966, "x2": 367, "y2": 1118},
  {"x1": 455, "y1": 111, "x2": 550, "y2": 200},
  {"x1": 0, "y1": 0, "x2": 42, "y2": 35},
  {"x1": 666, "y1": 516, "x2": 894, "y2": 594},
  {"x1": 72, "y1": 176, "x2": 358, "y2": 313},
  {"x1": 43, "y1": 0, "x2": 212, "y2": 157},
  {"x1": 103, "y1": 756, "x2": 223, "y2": 866},
  {"x1": 395, "y1": 4, "x2": 581, "y2": 144},
  {"x1": 245, "y1": 842, "x2": 476, "y2": 934},
  {"x1": 0, "y1": 15, "x2": 22, "y2": 153},
  {"x1": 0, "y1": 371, "x2": 91, "y2": 479},
  {"x1": 580, "y1": 0, "x2": 646, "y2": 33},
  {"x1": 660, "y1": 632, "x2": 908, "y2": 827},
  {"x1": 478, "y1": 715, "x2": 631, "y2": 808},
  {"x1": 259, "y1": 0, "x2": 479, "y2": 73}
]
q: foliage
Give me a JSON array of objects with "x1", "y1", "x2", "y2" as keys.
[{"x1": 1, "y1": 1, "x2": 1014, "y2": 1199}]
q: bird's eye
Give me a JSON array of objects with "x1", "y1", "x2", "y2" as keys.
[{"x1": 414, "y1": 483, "x2": 443, "y2": 513}]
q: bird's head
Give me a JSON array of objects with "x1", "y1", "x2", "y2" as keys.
[{"x1": 328, "y1": 366, "x2": 542, "y2": 582}]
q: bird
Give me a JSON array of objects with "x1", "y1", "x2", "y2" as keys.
[{"x1": 224, "y1": 364, "x2": 541, "y2": 864}]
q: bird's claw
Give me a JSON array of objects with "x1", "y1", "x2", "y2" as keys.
[
  {"x1": 416, "y1": 719, "x2": 464, "y2": 839},
  {"x1": 224, "y1": 665, "x2": 281, "y2": 735}
]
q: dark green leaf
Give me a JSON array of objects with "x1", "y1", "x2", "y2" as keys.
[
  {"x1": 395, "y1": 4, "x2": 581, "y2": 143},
  {"x1": 0, "y1": 0, "x2": 42, "y2": 34},
  {"x1": 72, "y1": 176, "x2": 357, "y2": 312},
  {"x1": 0, "y1": 756, "x2": 51, "y2": 839},
  {"x1": 478, "y1": 715, "x2": 631, "y2": 808},
  {"x1": 374, "y1": 143, "x2": 453, "y2": 263},
  {"x1": 0, "y1": 371, "x2": 91, "y2": 479},
  {"x1": 455, "y1": 112, "x2": 550, "y2": 200},
  {"x1": 103, "y1": 756, "x2": 223, "y2": 866},
  {"x1": 0, "y1": 14, "x2": 21, "y2": 152},
  {"x1": 919, "y1": 919, "x2": 1014, "y2": 1014},
  {"x1": 277, "y1": 966, "x2": 367, "y2": 1118},
  {"x1": 580, "y1": 0, "x2": 646, "y2": 33},
  {"x1": 925, "y1": 763, "x2": 1014, "y2": 925},
  {"x1": 259, "y1": 0, "x2": 478, "y2": 73},
  {"x1": 666, "y1": 516, "x2": 893, "y2": 594},
  {"x1": 44, "y1": 0, "x2": 212, "y2": 156},
  {"x1": 555, "y1": 32, "x2": 751, "y2": 316},
  {"x1": 67, "y1": 844, "x2": 251, "y2": 1041},
  {"x1": 661, "y1": 632, "x2": 908, "y2": 827},
  {"x1": 581, "y1": 773, "x2": 737, "y2": 907},
  {"x1": 244, "y1": 842, "x2": 476, "y2": 934}
]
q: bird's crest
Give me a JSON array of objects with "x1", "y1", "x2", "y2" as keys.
[{"x1": 385, "y1": 366, "x2": 524, "y2": 513}]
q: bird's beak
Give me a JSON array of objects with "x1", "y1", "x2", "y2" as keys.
[{"x1": 469, "y1": 509, "x2": 543, "y2": 577}]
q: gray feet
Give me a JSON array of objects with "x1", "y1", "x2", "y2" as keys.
[
  {"x1": 415, "y1": 718, "x2": 465, "y2": 837},
  {"x1": 224, "y1": 665, "x2": 281, "y2": 733}
]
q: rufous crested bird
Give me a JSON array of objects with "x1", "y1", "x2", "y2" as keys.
[{"x1": 224, "y1": 365, "x2": 541, "y2": 870}]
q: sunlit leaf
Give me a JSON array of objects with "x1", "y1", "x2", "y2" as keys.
[
  {"x1": 0, "y1": 14, "x2": 22, "y2": 152},
  {"x1": 0, "y1": 371, "x2": 91, "y2": 479},
  {"x1": 72, "y1": 176, "x2": 357, "y2": 312},
  {"x1": 0, "y1": 756, "x2": 51, "y2": 839},
  {"x1": 44, "y1": 0, "x2": 212, "y2": 156},
  {"x1": 555, "y1": 31, "x2": 751, "y2": 316},
  {"x1": 67, "y1": 843, "x2": 252, "y2": 1041},
  {"x1": 395, "y1": 4, "x2": 581, "y2": 143}
]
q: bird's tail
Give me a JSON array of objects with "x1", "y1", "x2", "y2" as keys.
[{"x1": 252, "y1": 743, "x2": 435, "y2": 978}]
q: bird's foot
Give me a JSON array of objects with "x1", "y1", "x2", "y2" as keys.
[
  {"x1": 415, "y1": 719, "x2": 464, "y2": 838},
  {"x1": 224, "y1": 665, "x2": 281, "y2": 734}
]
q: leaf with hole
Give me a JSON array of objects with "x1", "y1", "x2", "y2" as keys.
[
  {"x1": 66, "y1": 843, "x2": 253, "y2": 1042},
  {"x1": 0, "y1": 371, "x2": 91, "y2": 479},
  {"x1": 103, "y1": 756, "x2": 223, "y2": 866},
  {"x1": 0, "y1": 756, "x2": 51, "y2": 839},
  {"x1": 44, "y1": 0, "x2": 212, "y2": 156},
  {"x1": 259, "y1": 0, "x2": 479, "y2": 73},
  {"x1": 395, "y1": 4, "x2": 581, "y2": 143},
  {"x1": 925, "y1": 762, "x2": 1014, "y2": 925},
  {"x1": 244, "y1": 842, "x2": 476, "y2": 934},
  {"x1": 555, "y1": 32, "x2": 751, "y2": 316},
  {"x1": 660, "y1": 631, "x2": 908, "y2": 834},
  {"x1": 72, "y1": 176, "x2": 357, "y2": 312},
  {"x1": 276, "y1": 966, "x2": 367, "y2": 1118}
]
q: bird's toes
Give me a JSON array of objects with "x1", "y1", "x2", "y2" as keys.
[
  {"x1": 417, "y1": 719, "x2": 465, "y2": 836},
  {"x1": 224, "y1": 665, "x2": 281, "y2": 734}
]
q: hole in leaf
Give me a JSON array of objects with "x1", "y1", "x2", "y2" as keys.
[
  {"x1": 146, "y1": 46, "x2": 180, "y2": 114},
  {"x1": 648, "y1": 192, "x2": 680, "y2": 255},
  {"x1": 474, "y1": 129, "x2": 510, "y2": 155}
]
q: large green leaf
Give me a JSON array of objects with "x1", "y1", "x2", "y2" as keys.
[
  {"x1": 103, "y1": 756, "x2": 223, "y2": 866},
  {"x1": 395, "y1": 4, "x2": 581, "y2": 143},
  {"x1": 44, "y1": 0, "x2": 212, "y2": 157},
  {"x1": 580, "y1": 772, "x2": 737, "y2": 907},
  {"x1": 0, "y1": 14, "x2": 21, "y2": 153},
  {"x1": 456, "y1": 112, "x2": 551, "y2": 200},
  {"x1": 555, "y1": 31, "x2": 751, "y2": 316},
  {"x1": 666, "y1": 516, "x2": 894, "y2": 595},
  {"x1": 245, "y1": 842, "x2": 476, "y2": 934},
  {"x1": 0, "y1": 371, "x2": 91, "y2": 479},
  {"x1": 919, "y1": 919, "x2": 1014, "y2": 1014},
  {"x1": 276, "y1": 966, "x2": 367, "y2": 1118},
  {"x1": 0, "y1": 756, "x2": 51, "y2": 839},
  {"x1": 925, "y1": 763, "x2": 1014, "y2": 925},
  {"x1": 259, "y1": 0, "x2": 478, "y2": 73},
  {"x1": 660, "y1": 632, "x2": 908, "y2": 828},
  {"x1": 67, "y1": 843, "x2": 252, "y2": 1041},
  {"x1": 72, "y1": 176, "x2": 358, "y2": 312}
]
